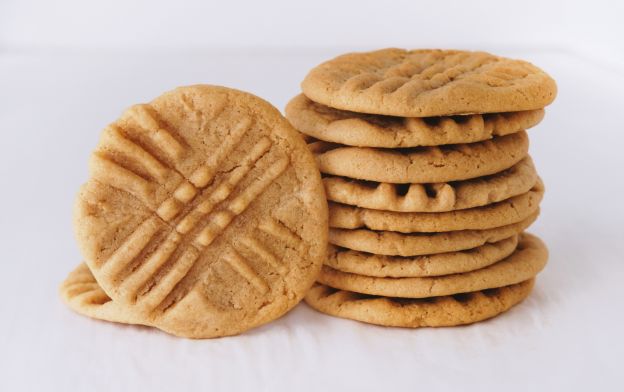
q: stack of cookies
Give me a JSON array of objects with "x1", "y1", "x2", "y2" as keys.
[{"x1": 286, "y1": 49, "x2": 557, "y2": 327}]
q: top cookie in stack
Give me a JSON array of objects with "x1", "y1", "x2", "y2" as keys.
[{"x1": 286, "y1": 49, "x2": 556, "y2": 327}]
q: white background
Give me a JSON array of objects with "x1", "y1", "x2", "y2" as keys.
[{"x1": 1, "y1": 1, "x2": 623, "y2": 391}]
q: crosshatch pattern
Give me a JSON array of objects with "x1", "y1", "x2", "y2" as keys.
[{"x1": 72, "y1": 86, "x2": 327, "y2": 338}]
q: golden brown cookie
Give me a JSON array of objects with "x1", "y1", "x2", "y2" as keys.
[
  {"x1": 310, "y1": 131, "x2": 528, "y2": 183},
  {"x1": 72, "y1": 85, "x2": 328, "y2": 338},
  {"x1": 319, "y1": 233, "x2": 547, "y2": 297},
  {"x1": 329, "y1": 210, "x2": 538, "y2": 256},
  {"x1": 301, "y1": 49, "x2": 557, "y2": 117},
  {"x1": 60, "y1": 263, "x2": 149, "y2": 327},
  {"x1": 304, "y1": 279, "x2": 535, "y2": 327},
  {"x1": 322, "y1": 156, "x2": 538, "y2": 212},
  {"x1": 329, "y1": 179, "x2": 543, "y2": 233},
  {"x1": 286, "y1": 94, "x2": 544, "y2": 147},
  {"x1": 326, "y1": 235, "x2": 518, "y2": 278}
]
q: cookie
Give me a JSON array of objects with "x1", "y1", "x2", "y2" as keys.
[
  {"x1": 329, "y1": 179, "x2": 543, "y2": 233},
  {"x1": 326, "y1": 235, "x2": 518, "y2": 278},
  {"x1": 305, "y1": 279, "x2": 535, "y2": 327},
  {"x1": 329, "y1": 210, "x2": 537, "y2": 256},
  {"x1": 72, "y1": 85, "x2": 328, "y2": 338},
  {"x1": 60, "y1": 263, "x2": 147, "y2": 326},
  {"x1": 286, "y1": 94, "x2": 544, "y2": 147},
  {"x1": 319, "y1": 233, "x2": 546, "y2": 297},
  {"x1": 301, "y1": 49, "x2": 557, "y2": 117},
  {"x1": 311, "y1": 131, "x2": 528, "y2": 183},
  {"x1": 323, "y1": 156, "x2": 538, "y2": 212}
]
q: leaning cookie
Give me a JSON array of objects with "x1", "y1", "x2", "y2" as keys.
[{"x1": 70, "y1": 85, "x2": 328, "y2": 338}]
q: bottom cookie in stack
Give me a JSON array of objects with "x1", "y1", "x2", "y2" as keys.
[
  {"x1": 305, "y1": 279, "x2": 535, "y2": 328},
  {"x1": 305, "y1": 233, "x2": 547, "y2": 327}
]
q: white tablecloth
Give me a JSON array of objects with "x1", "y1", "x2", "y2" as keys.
[{"x1": 0, "y1": 49, "x2": 622, "y2": 391}]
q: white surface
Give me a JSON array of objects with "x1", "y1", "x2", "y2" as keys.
[
  {"x1": 1, "y1": 1, "x2": 624, "y2": 391},
  {"x1": 1, "y1": 47, "x2": 623, "y2": 392}
]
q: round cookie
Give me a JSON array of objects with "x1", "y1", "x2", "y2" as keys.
[
  {"x1": 323, "y1": 156, "x2": 538, "y2": 212},
  {"x1": 329, "y1": 179, "x2": 543, "y2": 233},
  {"x1": 329, "y1": 210, "x2": 538, "y2": 256},
  {"x1": 319, "y1": 233, "x2": 547, "y2": 298},
  {"x1": 326, "y1": 235, "x2": 518, "y2": 278},
  {"x1": 286, "y1": 94, "x2": 544, "y2": 148},
  {"x1": 60, "y1": 263, "x2": 149, "y2": 327},
  {"x1": 310, "y1": 131, "x2": 529, "y2": 183},
  {"x1": 301, "y1": 49, "x2": 557, "y2": 117},
  {"x1": 304, "y1": 279, "x2": 535, "y2": 328},
  {"x1": 73, "y1": 85, "x2": 328, "y2": 338}
]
